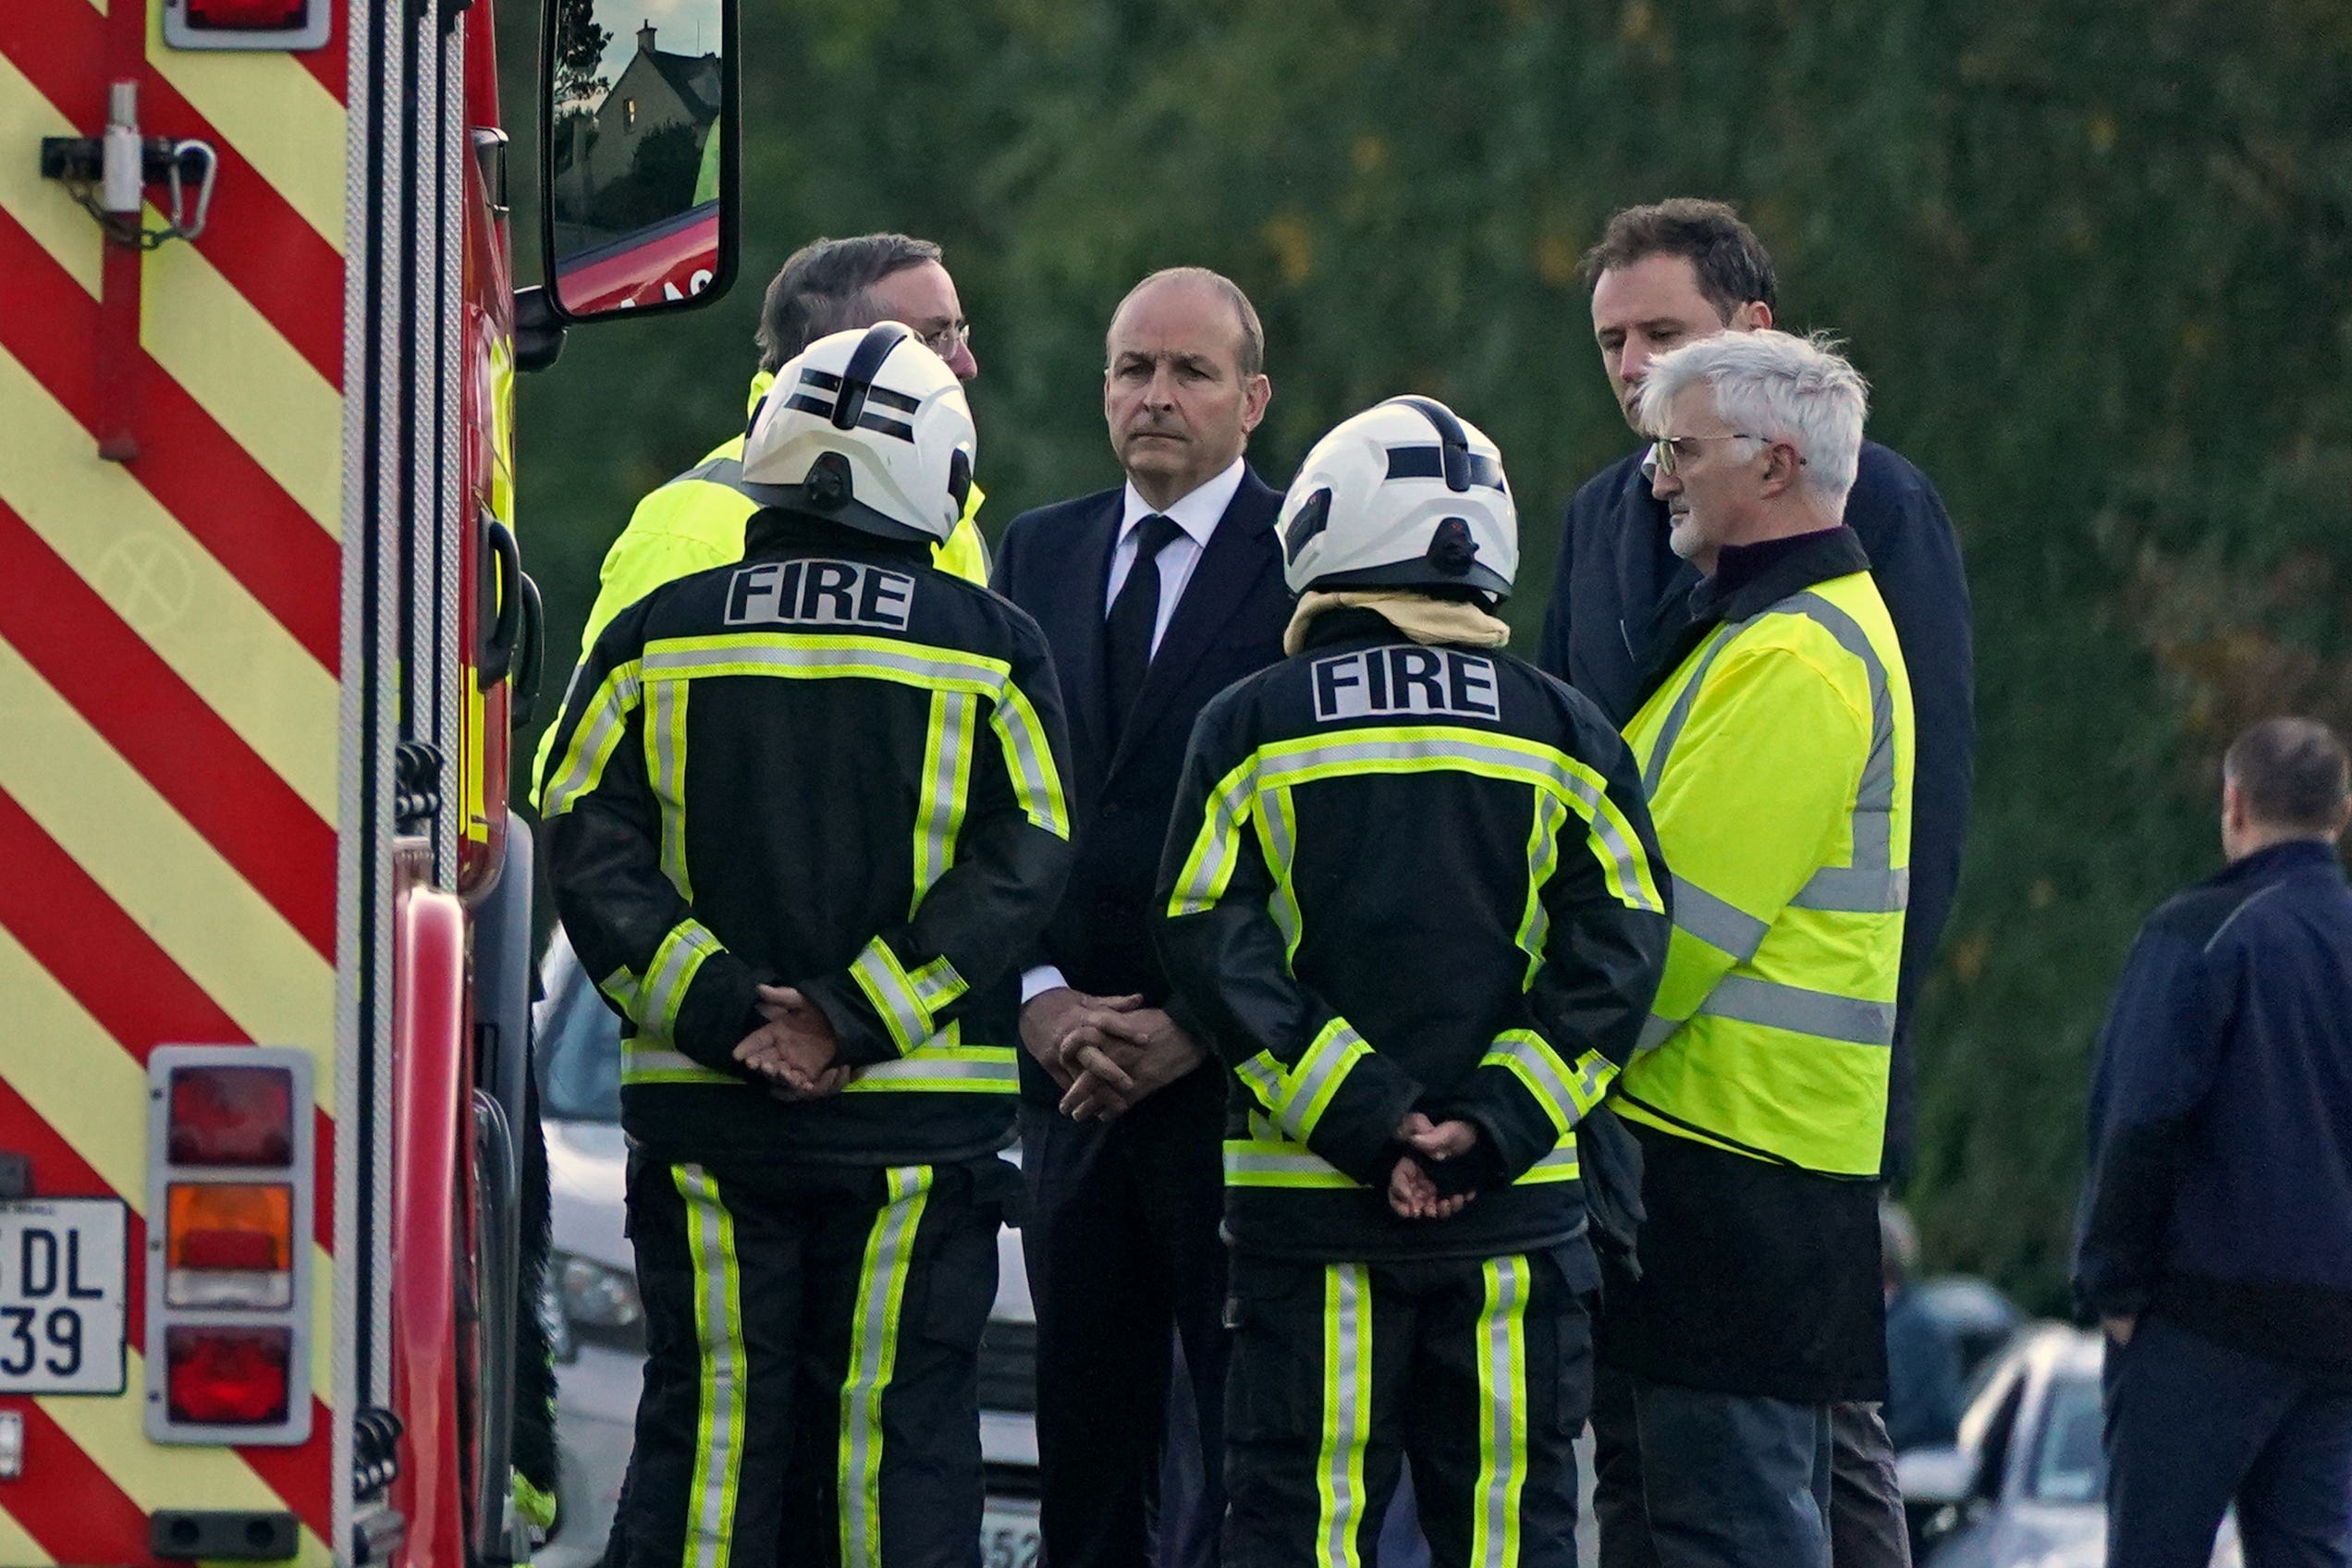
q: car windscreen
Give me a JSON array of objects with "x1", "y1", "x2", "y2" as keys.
[
  {"x1": 2027, "y1": 1373, "x2": 2106, "y2": 1503},
  {"x1": 538, "y1": 949, "x2": 623, "y2": 1124}
]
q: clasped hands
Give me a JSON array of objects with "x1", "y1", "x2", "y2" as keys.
[
  {"x1": 1388, "y1": 1112, "x2": 1480, "y2": 1222},
  {"x1": 731, "y1": 984, "x2": 855, "y2": 1100},
  {"x1": 1021, "y1": 987, "x2": 1205, "y2": 1124}
]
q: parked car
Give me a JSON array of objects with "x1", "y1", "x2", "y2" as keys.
[
  {"x1": 1899, "y1": 1323, "x2": 2241, "y2": 1568},
  {"x1": 531, "y1": 929, "x2": 1040, "y2": 1568}
]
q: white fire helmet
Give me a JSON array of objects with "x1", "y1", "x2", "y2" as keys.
[
  {"x1": 1278, "y1": 396, "x2": 1518, "y2": 600},
  {"x1": 738, "y1": 323, "x2": 976, "y2": 544}
]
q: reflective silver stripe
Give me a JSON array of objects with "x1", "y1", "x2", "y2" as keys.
[
  {"x1": 851, "y1": 940, "x2": 931, "y2": 1053},
  {"x1": 643, "y1": 922, "x2": 723, "y2": 1036},
  {"x1": 652, "y1": 678, "x2": 692, "y2": 898},
  {"x1": 841, "y1": 1167, "x2": 930, "y2": 1568},
  {"x1": 846, "y1": 1047, "x2": 1016, "y2": 1092},
  {"x1": 1699, "y1": 974, "x2": 1895, "y2": 1047},
  {"x1": 679, "y1": 455, "x2": 744, "y2": 487},
  {"x1": 1169, "y1": 758, "x2": 1258, "y2": 916},
  {"x1": 1486, "y1": 1032, "x2": 1578, "y2": 1134},
  {"x1": 643, "y1": 637, "x2": 1009, "y2": 692},
  {"x1": 1474, "y1": 1258, "x2": 1528, "y2": 1568},
  {"x1": 1527, "y1": 1144, "x2": 1582, "y2": 1178},
  {"x1": 1273, "y1": 1021, "x2": 1370, "y2": 1141},
  {"x1": 1639, "y1": 627, "x2": 1740, "y2": 794},
  {"x1": 909, "y1": 956, "x2": 966, "y2": 1012},
  {"x1": 674, "y1": 1166, "x2": 743, "y2": 1568},
  {"x1": 1320, "y1": 1266, "x2": 1372, "y2": 1568},
  {"x1": 913, "y1": 692, "x2": 974, "y2": 908},
  {"x1": 1516, "y1": 791, "x2": 1567, "y2": 980},
  {"x1": 543, "y1": 662, "x2": 644, "y2": 816},
  {"x1": 990, "y1": 686, "x2": 1072, "y2": 839},
  {"x1": 1235, "y1": 1054, "x2": 1284, "y2": 1116},
  {"x1": 1222, "y1": 1143, "x2": 1360, "y2": 1188},
  {"x1": 1672, "y1": 875, "x2": 1770, "y2": 961},
  {"x1": 1777, "y1": 591, "x2": 1898, "y2": 877},
  {"x1": 1262, "y1": 785, "x2": 1303, "y2": 955},
  {"x1": 1790, "y1": 864, "x2": 1910, "y2": 913},
  {"x1": 1635, "y1": 1013, "x2": 1681, "y2": 1054},
  {"x1": 1260, "y1": 729, "x2": 1661, "y2": 915},
  {"x1": 623, "y1": 1041, "x2": 735, "y2": 1084}
]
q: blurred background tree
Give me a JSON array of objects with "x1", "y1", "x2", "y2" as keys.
[{"x1": 498, "y1": 0, "x2": 2352, "y2": 1312}]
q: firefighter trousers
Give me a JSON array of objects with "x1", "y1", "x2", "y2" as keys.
[
  {"x1": 614, "y1": 1151, "x2": 1009, "y2": 1568},
  {"x1": 1222, "y1": 1246, "x2": 1594, "y2": 1568}
]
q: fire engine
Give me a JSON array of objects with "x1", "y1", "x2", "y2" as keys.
[{"x1": 0, "y1": 0, "x2": 738, "y2": 1562}]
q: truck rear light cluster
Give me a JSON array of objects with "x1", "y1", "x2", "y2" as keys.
[{"x1": 145, "y1": 1047, "x2": 313, "y2": 1444}]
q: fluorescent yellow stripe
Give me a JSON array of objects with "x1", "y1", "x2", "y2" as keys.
[
  {"x1": 142, "y1": 4, "x2": 347, "y2": 256},
  {"x1": 0, "y1": 925, "x2": 147, "y2": 1196},
  {"x1": 42, "y1": 1350, "x2": 335, "y2": 1565},
  {"x1": 0, "y1": 50, "x2": 100, "y2": 296},
  {"x1": 0, "y1": 637, "x2": 336, "y2": 1096},
  {"x1": 0, "y1": 1502, "x2": 54, "y2": 1565},
  {"x1": 0, "y1": 349, "x2": 339, "y2": 816},
  {"x1": 142, "y1": 219, "x2": 342, "y2": 537}
]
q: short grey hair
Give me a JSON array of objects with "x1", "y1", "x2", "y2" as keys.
[
  {"x1": 1106, "y1": 266, "x2": 1266, "y2": 380},
  {"x1": 1636, "y1": 329, "x2": 1869, "y2": 507},
  {"x1": 755, "y1": 233, "x2": 944, "y2": 372}
]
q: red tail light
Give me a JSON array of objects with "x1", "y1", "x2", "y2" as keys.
[
  {"x1": 167, "y1": 1066, "x2": 293, "y2": 1168},
  {"x1": 165, "y1": 1327, "x2": 291, "y2": 1426}
]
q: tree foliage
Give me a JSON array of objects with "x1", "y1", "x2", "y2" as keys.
[{"x1": 497, "y1": 0, "x2": 2352, "y2": 1311}]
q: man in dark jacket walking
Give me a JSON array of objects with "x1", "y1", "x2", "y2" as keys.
[
  {"x1": 1539, "y1": 200, "x2": 1973, "y2": 1568},
  {"x1": 2075, "y1": 716, "x2": 2352, "y2": 1568}
]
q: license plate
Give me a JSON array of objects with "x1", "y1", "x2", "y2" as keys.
[
  {"x1": 979, "y1": 1501, "x2": 1041, "y2": 1568},
  {"x1": 0, "y1": 1198, "x2": 128, "y2": 1394}
]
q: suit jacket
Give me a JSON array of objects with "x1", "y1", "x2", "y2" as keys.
[
  {"x1": 1537, "y1": 439, "x2": 1976, "y2": 1178},
  {"x1": 993, "y1": 468, "x2": 1292, "y2": 1100}
]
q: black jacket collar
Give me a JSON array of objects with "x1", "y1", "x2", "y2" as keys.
[{"x1": 1629, "y1": 525, "x2": 1873, "y2": 713}]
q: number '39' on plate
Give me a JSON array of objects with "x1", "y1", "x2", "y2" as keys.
[{"x1": 0, "y1": 1197, "x2": 129, "y2": 1395}]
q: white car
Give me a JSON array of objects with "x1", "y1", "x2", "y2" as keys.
[
  {"x1": 1899, "y1": 1323, "x2": 2242, "y2": 1568},
  {"x1": 532, "y1": 930, "x2": 1040, "y2": 1568}
]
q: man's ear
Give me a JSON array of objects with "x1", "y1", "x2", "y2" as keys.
[
  {"x1": 1733, "y1": 300, "x2": 1774, "y2": 333},
  {"x1": 1241, "y1": 374, "x2": 1273, "y2": 433},
  {"x1": 1759, "y1": 441, "x2": 1803, "y2": 497}
]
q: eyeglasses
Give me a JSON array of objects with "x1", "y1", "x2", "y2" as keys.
[
  {"x1": 1650, "y1": 432, "x2": 1805, "y2": 476},
  {"x1": 915, "y1": 319, "x2": 972, "y2": 360}
]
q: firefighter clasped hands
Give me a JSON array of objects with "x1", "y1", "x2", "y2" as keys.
[{"x1": 730, "y1": 984, "x2": 855, "y2": 1099}]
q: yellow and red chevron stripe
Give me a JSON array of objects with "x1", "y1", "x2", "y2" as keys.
[{"x1": 0, "y1": 0, "x2": 350, "y2": 1560}]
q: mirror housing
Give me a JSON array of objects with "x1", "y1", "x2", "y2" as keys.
[{"x1": 538, "y1": 0, "x2": 738, "y2": 324}]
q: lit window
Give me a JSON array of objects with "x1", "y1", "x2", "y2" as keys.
[{"x1": 624, "y1": 99, "x2": 637, "y2": 129}]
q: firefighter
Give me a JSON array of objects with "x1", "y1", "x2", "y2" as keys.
[
  {"x1": 538, "y1": 324, "x2": 1074, "y2": 1568},
  {"x1": 1152, "y1": 397, "x2": 1673, "y2": 1568}
]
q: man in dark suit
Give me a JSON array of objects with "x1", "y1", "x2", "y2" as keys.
[
  {"x1": 1537, "y1": 201, "x2": 1975, "y2": 1568},
  {"x1": 991, "y1": 266, "x2": 1292, "y2": 1568}
]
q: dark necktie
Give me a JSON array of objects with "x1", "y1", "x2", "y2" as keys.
[{"x1": 1104, "y1": 513, "x2": 1185, "y2": 737}]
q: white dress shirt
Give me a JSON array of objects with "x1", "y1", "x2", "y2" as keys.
[
  {"x1": 1101, "y1": 457, "x2": 1246, "y2": 655},
  {"x1": 1021, "y1": 458, "x2": 1248, "y2": 1005}
]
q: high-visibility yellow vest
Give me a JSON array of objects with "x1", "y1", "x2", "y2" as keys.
[
  {"x1": 531, "y1": 373, "x2": 990, "y2": 802},
  {"x1": 1616, "y1": 569, "x2": 1914, "y2": 1177}
]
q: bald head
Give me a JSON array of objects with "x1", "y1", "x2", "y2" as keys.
[{"x1": 1107, "y1": 267, "x2": 1264, "y2": 381}]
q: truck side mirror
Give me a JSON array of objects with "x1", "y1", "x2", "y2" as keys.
[{"x1": 537, "y1": 0, "x2": 738, "y2": 324}]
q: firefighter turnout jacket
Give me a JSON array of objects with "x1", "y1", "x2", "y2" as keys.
[
  {"x1": 1617, "y1": 531, "x2": 1914, "y2": 1176},
  {"x1": 539, "y1": 509, "x2": 1073, "y2": 1168},
  {"x1": 531, "y1": 374, "x2": 990, "y2": 805},
  {"x1": 1156, "y1": 608, "x2": 1672, "y2": 1265}
]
